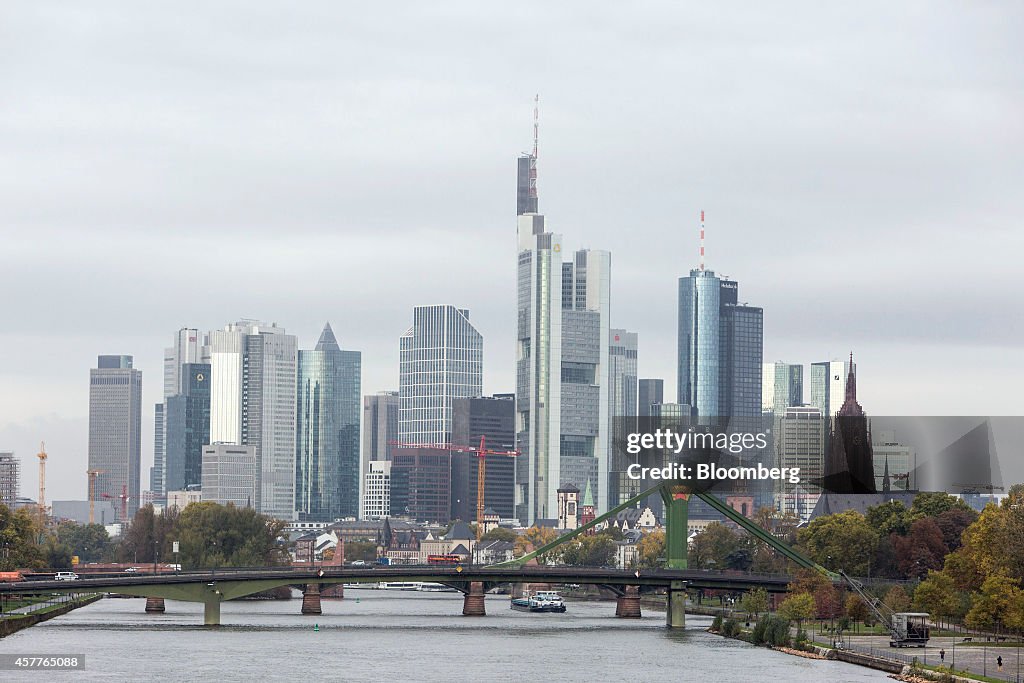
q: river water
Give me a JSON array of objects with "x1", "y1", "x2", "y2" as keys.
[{"x1": 0, "y1": 591, "x2": 893, "y2": 682}]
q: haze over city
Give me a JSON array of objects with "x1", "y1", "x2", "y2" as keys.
[{"x1": 2, "y1": 2, "x2": 1022, "y2": 503}]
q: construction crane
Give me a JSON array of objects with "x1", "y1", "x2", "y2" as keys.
[
  {"x1": 36, "y1": 442, "x2": 47, "y2": 528},
  {"x1": 388, "y1": 439, "x2": 519, "y2": 541},
  {"x1": 101, "y1": 485, "x2": 129, "y2": 521},
  {"x1": 86, "y1": 469, "x2": 105, "y2": 524},
  {"x1": 840, "y1": 571, "x2": 930, "y2": 648}
]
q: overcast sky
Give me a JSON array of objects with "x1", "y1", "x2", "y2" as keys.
[{"x1": 2, "y1": 2, "x2": 1022, "y2": 503}]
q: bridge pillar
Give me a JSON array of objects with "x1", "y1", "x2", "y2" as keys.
[
  {"x1": 145, "y1": 597, "x2": 165, "y2": 613},
  {"x1": 203, "y1": 597, "x2": 221, "y2": 626},
  {"x1": 302, "y1": 584, "x2": 322, "y2": 615},
  {"x1": 661, "y1": 488, "x2": 689, "y2": 570},
  {"x1": 666, "y1": 580, "x2": 686, "y2": 629},
  {"x1": 615, "y1": 585, "x2": 642, "y2": 618},
  {"x1": 462, "y1": 581, "x2": 486, "y2": 616}
]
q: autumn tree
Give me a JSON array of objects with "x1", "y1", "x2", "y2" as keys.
[
  {"x1": 635, "y1": 530, "x2": 665, "y2": 568},
  {"x1": 846, "y1": 594, "x2": 869, "y2": 624},
  {"x1": 893, "y1": 517, "x2": 948, "y2": 578},
  {"x1": 560, "y1": 534, "x2": 617, "y2": 567},
  {"x1": 883, "y1": 585, "x2": 911, "y2": 613},
  {"x1": 479, "y1": 527, "x2": 517, "y2": 543},
  {"x1": 779, "y1": 593, "x2": 816, "y2": 636},
  {"x1": 913, "y1": 570, "x2": 960, "y2": 627},
  {"x1": 865, "y1": 500, "x2": 913, "y2": 536},
  {"x1": 911, "y1": 492, "x2": 972, "y2": 519},
  {"x1": 966, "y1": 573, "x2": 1023, "y2": 633},
  {"x1": 741, "y1": 587, "x2": 770, "y2": 620},
  {"x1": 514, "y1": 526, "x2": 560, "y2": 564},
  {"x1": 690, "y1": 522, "x2": 742, "y2": 570},
  {"x1": 0, "y1": 504, "x2": 44, "y2": 570},
  {"x1": 932, "y1": 508, "x2": 977, "y2": 553},
  {"x1": 797, "y1": 510, "x2": 877, "y2": 576}
]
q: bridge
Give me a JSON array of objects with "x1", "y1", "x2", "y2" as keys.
[
  {"x1": 1, "y1": 483, "x2": 832, "y2": 627},
  {"x1": 0, "y1": 565, "x2": 793, "y2": 626}
]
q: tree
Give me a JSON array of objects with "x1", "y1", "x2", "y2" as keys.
[
  {"x1": 966, "y1": 573, "x2": 1023, "y2": 633},
  {"x1": 741, "y1": 587, "x2": 769, "y2": 620},
  {"x1": 54, "y1": 522, "x2": 111, "y2": 563},
  {"x1": 118, "y1": 504, "x2": 179, "y2": 564},
  {"x1": 797, "y1": 510, "x2": 877, "y2": 576},
  {"x1": 893, "y1": 517, "x2": 947, "y2": 578},
  {"x1": 913, "y1": 570, "x2": 960, "y2": 626},
  {"x1": 846, "y1": 593, "x2": 869, "y2": 624},
  {"x1": 779, "y1": 593, "x2": 816, "y2": 635},
  {"x1": 344, "y1": 540, "x2": 378, "y2": 563},
  {"x1": 560, "y1": 534, "x2": 616, "y2": 567},
  {"x1": 690, "y1": 522, "x2": 741, "y2": 570},
  {"x1": 911, "y1": 492, "x2": 971, "y2": 519},
  {"x1": 883, "y1": 585, "x2": 911, "y2": 613},
  {"x1": 866, "y1": 500, "x2": 913, "y2": 536},
  {"x1": 174, "y1": 502, "x2": 287, "y2": 568},
  {"x1": 933, "y1": 508, "x2": 977, "y2": 553},
  {"x1": 0, "y1": 504, "x2": 44, "y2": 570},
  {"x1": 788, "y1": 569, "x2": 840, "y2": 619},
  {"x1": 479, "y1": 527, "x2": 517, "y2": 543},
  {"x1": 635, "y1": 530, "x2": 665, "y2": 568},
  {"x1": 514, "y1": 526, "x2": 559, "y2": 563}
]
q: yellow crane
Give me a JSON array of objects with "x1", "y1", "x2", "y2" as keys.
[
  {"x1": 36, "y1": 442, "x2": 48, "y2": 527},
  {"x1": 86, "y1": 469, "x2": 105, "y2": 524}
]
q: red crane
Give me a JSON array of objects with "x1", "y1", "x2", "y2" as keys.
[
  {"x1": 389, "y1": 438, "x2": 519, "y2": 539},
  {"x1": 101, "y1": 484, "x2": 129, "y2": 521}
]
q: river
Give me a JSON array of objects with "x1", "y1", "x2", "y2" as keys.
[{"x1": 0, "y1": 590, "x2": 894, "y2": 682}]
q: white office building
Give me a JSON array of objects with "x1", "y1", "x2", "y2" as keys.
[
  {"x1": 201, "y1": 443, "x2": 257, "y2": 508},
  {"x1": 361, "y1": 460, "x2": 392, "y2": 520}
]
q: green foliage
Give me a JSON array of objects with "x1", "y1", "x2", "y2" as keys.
[
  {"x1": 883, "y1": 585, "x2": 912, "y2": 613},
  {"x1": 721, "y1": 617, "x2": 741, "y2": 637},
  {"x1": 117, "y1": 504, "x2": 179, "y2": 564},
  {"x1": 965, "y1": 572, "x2": 1024, "y2": 632},
  {"x1": 866, "y1": 500, "x2": 913, "y2": 536},
  {"x1": 913, "y1": 570, "x2": 960, "y2": 621},
  {"x1": 778, "y1": 592, "x2": 816, "y2": 626},
  {"x1": 710, "y1": 614, "x2": 723, "y2": 632},
  {"x1": 0, "y1": 504, "x2": 44, "y2": 570},
  {"x1": 797, "y1": 510, "x2": 877, "y2": 576},
  {"x1": 54, "y1": 522, "x2": 111, "y2": 563},
  {"x1": 740, "y1": 587, "x2": 770, "y2": 619},
  {"x1": 559, "y1": 533, "x2": 616, "y2": 567},
  {"x1": 911, "y1": 492, "x2": 972, "y2": 519},
  {"x1": 846, "y1": 593, "x2": 869, "y2": 622},
  {"x1": 344, "y1": 540, "x2": 378, "y2": 562},
  {"x1": 690, "y1": 522, "x2": 743, "y2": 570},
  {"x1": 479, "y1": 527, "x2": 517, "y2": 543},
  {"x1": 514, "y1": 526, "x2": 559, "y2": 563},
  {"x1": 43, "y1": 536, "x2": 72, "y2": 568},
  {"x1": 752, "y1": 614, "x2": 791, "y2": 647},
  {"x1": 175, "y1": 502, "x2": 287, "y2": 568}
]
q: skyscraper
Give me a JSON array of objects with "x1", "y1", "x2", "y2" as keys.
[
  {"x1": 361, "y1": 460, "x2": 391, "y2": 520},
  {"x1": 775, "y1": 405, "x2": 825, "y2": 522},
  {"x1": 677, "y1": 269, "x2": 763, "y2": 419},
  {"x1": 152, "y1": 328, "x2": 206, "y2": 497},
  {"x1": 809, "y1": 358, "x2": 856, "y2": 418},
  {"x1": 363, "y1": 391, "x2": 399, "y2": 462},
  {"x1": 637, "y1": 379, "x2": 664, "y2": 418},
  {"x1": 88, "y1": 355, "x2": 142, "y2": 520},
  {"x1": 201, "y1": 443, "x2": 256, "y2": 508},
  {"x1": 516, "y1": 214, "x2": 612, "y2": 523},
  {"x1": 398, "y1": 305, "x2": 483, "y2": 445},
  {"x1": 450, "y1": 395, "x2": 516, "y2": 521},
  {"x1": 608, "y1": 329, "x2": 638, "y2": 507},
  {"x1": 762, "y1": 362, "x2": 804, "y2": 414},
  {"x1": 208, "y1": 321, "x2": 297, "y2": 519},
  {"x1": 295, "y1": 323, "x2": 361, "y2": 522},
  {"x1": 164, "y1": 362, "x2": 211, "y2": 493}
]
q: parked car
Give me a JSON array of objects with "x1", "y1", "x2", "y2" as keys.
[
  {"x1": 124, "y1": 567, "x2": 139, "y2": 573},
  {"x1": 350, "y1": 560, "x2": 366, "y2": 566},
  {"x1": 54, "y1": 572, "x2": 79, "y2": 581}
]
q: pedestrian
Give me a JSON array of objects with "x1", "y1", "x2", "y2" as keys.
[
  {"x1": 997, "y1": 654, "x2": 1003, "y2": 671},
  {"x1": 939, "y1": 648, "x2": 945, "y2": 662}
]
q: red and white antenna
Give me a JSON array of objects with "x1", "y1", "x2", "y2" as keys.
[
  {"x1": 699, "y1": 210, "x2": 706, "y2": 271},
  {"x1": 529, "y1": 94, "x2": 539, "y2": 201}
]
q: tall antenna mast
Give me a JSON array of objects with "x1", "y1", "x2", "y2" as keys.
[
  {"x1": 699, "y1": 210, "x2": 705, "y2": 271},
  {"x1": 529, "y1": 94, "x2": 539, "y2": 202}
]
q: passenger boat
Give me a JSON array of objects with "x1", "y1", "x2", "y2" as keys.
[{"x1": 510, "y1": 590, "x2": 567, "y2": 613}]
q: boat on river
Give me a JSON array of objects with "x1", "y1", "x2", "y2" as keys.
[{"x1": 511, "y1": 590, "x2": 566, "y2": 613}]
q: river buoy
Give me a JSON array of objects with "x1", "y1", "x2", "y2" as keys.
[{"x1": 314, "y1": 624, "x2": 320, "y2": 631}]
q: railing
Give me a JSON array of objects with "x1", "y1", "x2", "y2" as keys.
[{"x1": 833, "y1": 638, "x2": 1022, "y2": 683}]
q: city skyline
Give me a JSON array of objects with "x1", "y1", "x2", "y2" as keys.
[{"x1": 3, "y1": 3, "x2": 1022, "y2": 504}]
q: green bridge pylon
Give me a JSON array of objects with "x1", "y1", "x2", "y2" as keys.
[{"x1": 495, "y1": 483, "x2": 833, "y2": 580}]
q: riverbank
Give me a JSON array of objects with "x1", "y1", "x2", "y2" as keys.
[{"x1": 0, "y1": 594, "x2": 103, "y2": 638}]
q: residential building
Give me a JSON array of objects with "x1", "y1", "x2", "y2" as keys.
[
  {"x1": 362, "y1": 460, "x2": 392, "y2": 520},
  {"x1": 200, "y1": 443, "x2": 256, "y2": 508},
  {"x1": 296, "y1": 323, "x2": 361, "y2": 521},
  {"x1": 88, "y1": 355, "x2": 142, "y2": 521},
  {"x1": 0, "y1": 452, "x2": 18, "y2": 508},
  {"x1": 208, "y1": 321, "x2": 297, "y2": 519}
]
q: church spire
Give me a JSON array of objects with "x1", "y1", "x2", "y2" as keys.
[
  {"x1": 844, "y1": 351, "x2": 857, "y2": 403},
  {"x1": 882, "y1": 454, "x2": 891, "y2": 493}
]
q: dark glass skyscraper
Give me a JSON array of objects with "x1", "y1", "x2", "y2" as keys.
[
  {"x1": 295, "y1": 323, "x2": 361, "y2": 521},
  {"x1": 164, "y1": 363, "x2": 211, "y2": 492}
]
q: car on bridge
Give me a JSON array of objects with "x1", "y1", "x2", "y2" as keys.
[{"x1": 55, "y1": 572, "x2": 79, "y2": 581}]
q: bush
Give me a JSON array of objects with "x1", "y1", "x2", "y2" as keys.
[
  {"x1": 722, "y1": 618, "x2": 741, "y2": 637},
  {"x1": 711, "y1": 614, "x2": 723, "y2": 633},
  {"x1": 751, "y1": 614, "x2": 791, "y2": 647}
]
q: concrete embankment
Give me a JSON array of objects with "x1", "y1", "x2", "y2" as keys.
[{"x1": 0, "y1": 594, "x2": 103, "y2": 638}]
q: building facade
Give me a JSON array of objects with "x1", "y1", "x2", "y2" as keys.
[
  {"x1": 809, "y1": 358, "x2": 856, "y2": 419},
  {"x1": 153, "y1": 328, "x2": 207, "y2": 497},
  {"x1": 775, "y1": 405, "x2": 826, "y2": 522},
  {"x1": 389, "y1": 446, "x2": 452, "y2": 524},
  {"x1": 164, "y1": 362, "x2": 211, "y2": 493},
  {"x1": 361, "y1": 460, "x2": 391, "y2": 520},
  {"x1": 208, "y1": 321, "x2": 297, "y2": 519},
  {"x1": 762, "y1": 361, "x2": 804, "y2": 414},
  {"x1": 295, "y1": 323, "x2": 362, "y2": 522},
  {"x1": 87, "y1": 355, "x2": 142, "y2": 521},
  {"x1": 0, "y1": 452, "x2": 18, "y2": 508},
  {"x1": 637, "y1": 378, "x2": 664, "y2": 418},
  {"x1": 608, "y1": 329, "x2": 638, "y2": 507},
  {"x1": 200, "y1": 443, "x2": 257, "y2": 508},
  {"x1": 450, "y1": 395, "x2": 516, "y2": 521},
  {"x1": 398, "y1": 305, "x2": 483, "y2": 445}
]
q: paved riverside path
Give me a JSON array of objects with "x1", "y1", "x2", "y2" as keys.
[{"x1": 839, "y1": 632, "x2": 1023, "y2": 681}]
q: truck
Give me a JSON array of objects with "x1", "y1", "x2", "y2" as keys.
[{"x1": 0, "y1": 571, "x2": 24, "y2": 583}]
